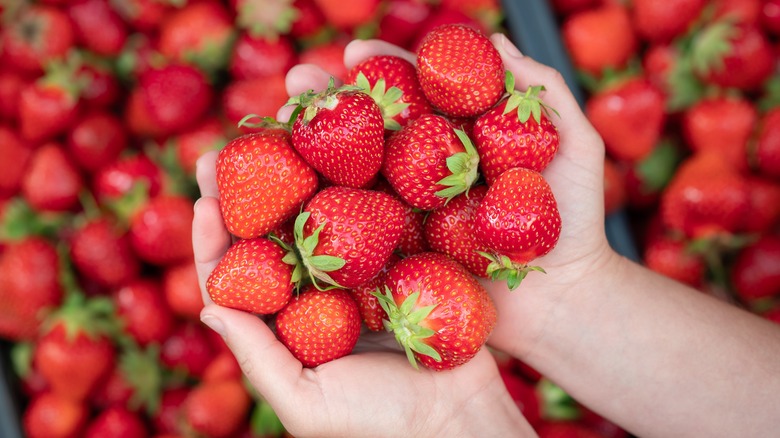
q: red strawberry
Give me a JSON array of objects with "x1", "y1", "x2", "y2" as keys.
[
  {"x1": 620, "y1": 141, "x2": 681, "y2": 210},
  {"x1": 289, "y1": 81, "x2": 385, "y2": 188},
  {"x1": 643, "y1": 232, "x2": 706, "y2": 288},
  {"x1": 228, "y1": 32, "x2": 297, "y2": 80},
  {"x1": 550, "y1": 0, "x2": 599, "y2": 16},
  {"x1": 160, "y1": 321, "x2": 215, "y2": 378},
  {"x1": 350, "y1": 253, "x2": 401, "y2": 331},
  {"x1": 79, "y1": 59, "x2": 123, "y2": 109},
  {"x1": 19, "y1": 62, "x2": 83, "y2": 144},
  {"x1": 585, "y1": 76, "x2": 666, "y2": 163},
  {"x1": 731, "y1": 235, "x2": 780, "y2": 302},
  {"x1": 110, "y1": 0, "x2": 172, "y2": 32},
  {"x1": 312, "y1": 0, "x2": 382, "y2": 31},
  {"x1": 290, "y1": 0, "x2": 328, "y2": 39},
  {"x1": 473, "y1": 75, "x2": 561, "y2": 185},
  {"x1": 753, "y1": 107, "x2": 780, "y2": 179},
  {"x1": 233, "y1": 0, "x2": 300, "y2": 38},
  {"x1": 377, "y1": 0, "x2": 434, "y2": 48},
  {"x1": 184, "y1": 379, "x2": 252, "y2": 438},
  {"x1": 34, "y1": 294, "x2": 117, "y2": 402},
  {"x1": 67, "y1": 0, "x2": 129, "y2": 56},
  {"x1": 0, "y1": 237, "x2": 63, "y2": 341},
  {"x1": 93, "y1": 152, "x2": 163, "y2": 203},
  {"x1": 296, "y1": 186, "x2": 405, "y2": 288},
  {"x1": 346, "y1": 55, "x2": 434, "y2": 131},
  {"x1": 409, "y1": 7, "x2": 487, "y2": 53},
  {"x1": 298, "y1": 39, "x2": 350, "y2": 82},
  {"x1": 0, "y1": 126, "x2": 32, "y2": 198},
  {"x1": 561, "y1": 4, "x2": 638, "y2": 76},
  {"x1": 382, "y1": 114, "x2": 480, "y2": 210},
  {"x1": 69, "y1": 217, "x2": 140, "y2": 289},
  {"x1": 761, "y1": 0, "x2": 780, "y2": 35},
  {"x1": 416, "y1": 24, "x2": 504, "y2": 117},
  {"x1": 631, "y1": 0, "x2": 706, "y2": 43},
  {"x1": 163, "y1": 260, "x2": 204, "y2": 320},
  {"x1": 173, "y1": 117, "x2": 228, "y2": 175},
  {"x1": 66, "y1": 111, "x2": 128, "y2": 174},
  {"x1": 222, "y1": 75, "x2": 290, "y2": 128},
  {"x1": 206, "y1": 237, "x2": 295, "y2": 314},
  {"x1": 22, "y1": 391, "x2": 88, "y2": 438},
  {"x1": 742, "y1": 176, "x2": 780, "y2": 234},
  {"x1": 500, "y1": 369, "x2": 542, "y2": 426},
  {"x1": 713, "y1": 0, "x2": 761, "y2": 25},
  {"x1": 114, "y1": 278, "x2": 176, "y2": 346},
  {"x1": 0, "y1": 71, "x2": 29, "y2": 121},
  {"x1": 372, "y1": 178, "x2": 430, "y2": 256},
  {"x1": 21, "y1": 143, "x2": 84, "y2": 213},
  {"x1": 603, "y1": 157, "x2": 627, "y2": 215},
  {"x1": 375, "y1": 252, "x2": 497, "y2": 370},
  {"x1": 424, "y1": 184, "x2": 492, "y2": 278},
  {"x1": 202, "y1": 350, "x2": 243, "y2": 383},
  {"x1": 153, "y1": 387, "x2": 191, "y2": 434},
  {"x1": 1, "y1": 4, "x2": 75, "y2": 74},
  {"x1": 474, "y1": 167, "x2": 562, "y2": 290},
  {"x1": 275, "y1": 286, "x2": 361, "y2": 367},
  {"x1": 129, "y1": 194, "x2": 194, "y2": 266},
  {"x1": 681, "y1": 95, "x2": 757, "y2": 172},
  {"x1": 84, "y1": 406, "x2": 147, "y2": 438},
  {"x1": 217, "y1": 128, "x2": 318, "y2": 239}
]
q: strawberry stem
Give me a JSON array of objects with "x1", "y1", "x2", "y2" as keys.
[
  {"x1": 434, "y1": 129, "x2": 480, "y2": 201},
  {"x1": 477, "y1": 251, "x2": 546, "y2": 291},
  {"x1": 373, "y1": 287, "x2": 440, "y2": 369}
]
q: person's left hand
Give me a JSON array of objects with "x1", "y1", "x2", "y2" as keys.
[{"x1": 191, "y1": 40, "x2": 535, "y2": 438}]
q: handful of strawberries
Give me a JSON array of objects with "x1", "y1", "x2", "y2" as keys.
[{"x1": 208, "y1": 24, "x2": 563, "y2": 370}]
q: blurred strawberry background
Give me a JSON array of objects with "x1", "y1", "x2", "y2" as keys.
[{"x1": 0, "y1": 0, "x2": 778, "y2": 437}]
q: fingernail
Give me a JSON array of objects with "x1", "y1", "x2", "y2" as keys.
[
  {"x1": 201, "y1": 313, "x2": 226, "y2": 337},
  {"x1": 500, "y1": 34, "x2": 524, "y2": 59}
]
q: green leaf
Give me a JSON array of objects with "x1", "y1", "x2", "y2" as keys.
[
  {"x1": 399, "y1": 291, "x2": 419, "y2": 315},
  {"x1": 410, "y1": 339, "x2": 441, "y2": 362},
  {"x1": 308, "y1": 255, "x2": 346, "y2": 271},
  {"x1": 505, "y1": 70, "x2": 516, "y2": 93},
  {"x1": 251, "y1": 400, "x2": 286, "y2": 437},
  {"x1": 407, "y1": 304, "x2": 437, "y2": 325}
]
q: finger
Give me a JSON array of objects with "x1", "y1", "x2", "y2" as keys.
[
  {"x1": 200, "y1": 304, "x2": 303, "y2": 411},
  {"x1": 343, "y1": 39, "x2": 416, "y2": 69},
  {"x1": 276, "y1": 64, "x2": 341, "y2": 122},
  {"x1": 195, "y1": 151, "x2": 219, "y2": 198},
  {"x1": 192, "y1": 196, "x2": 231, "y2": 303}
]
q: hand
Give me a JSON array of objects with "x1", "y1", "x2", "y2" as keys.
[{"x1": 192, "y1": 39, "x2": 535, "y2": 438}]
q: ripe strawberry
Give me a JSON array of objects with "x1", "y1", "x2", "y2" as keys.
[
  {"x1": 312, "y1": 0, "x2": 382, "y2": 30},
  {"x1": 79, "y1": 59, "x2": 123, "y2": 109},
  {"x1": 761, "y1": 0, "x2": 780, "y2": 35},
  {"x1": 84, "y1": 406, "x2": 147, "y2": 438},
  {"x1": 289, "y1": 0, "x2": 328, "y2": 39},
  {"x1": 603, "y1": 157, "x2": 627, "y2": 216},
  {"x1": 202, "y1": 350, "x2": 243, "y2": 383},
  {"x1": 660, "y1": 152, "x2": 750, "y2": 239},
  {"x1": 275, "y1": 286, "x2": 361, "y2": 367},
  {"x1": 163, "y1": 260, "x2": 204, "y2": 320},
  {"x1": 631, "y1": 0, "x2": 706, "y2": 43},
  {"x1": 377, "y1": 0, "x2": 434, "y2": 48},
  {"x1": 681, "y1": 95, "x2": 757, "y2": 172},
  {"x1": 296, "y1": 186, "x2": 405, "y2": 288},
  {"x1": 643, "y1": 232, "x2": 706, "y2": 288},
  {"x1": 129, "y1": 195, "x2": 194, "y2": 266},
  {"x1": 223, "y1": 75, "x2": 290, "y2": 128},
  {"x1": 153, "y1": 386, "x2": 191, "y2": 434},
  {"x1": 713, "y1": 0, "x2": 761, "y2": 25},
  {"x1": 66, "y1": 111, "x2": 128, "y2": 174},
  {"x1": 19, "y1": 62, "x2": 83, "y2": 144},
  {"x1": 550, "y1": 0, "x2": 598, "y2": 16},
  {"x1": 173, "y1": 117, "x2": 228, "y2": 175},
  {"x1": 298, "y1": 39, "x2": 350, "y2": 82},
  {"x1": 67, "y1": 0, "x2": 129, "y2": 56},
  {"x1": 409, "y1": 7, "x2": 486, "y2": 53},
  {"x1": 731, "y1": 235, "x2": 780, "y2": 302},
  {"x1": 289, "y1": 81, "x2": 385, "y2": 188},
  {"x1": 69, "y1": 217, "x2": 140, "y2": 288},
  {"x1": 346, "y1": 55, "x2": 433, "y2": 131},
  {"x1": 93, "y1": 152, "x2": 163, "y2": 203},
  {"x1": 0, "y1": 126, "x2": 32, "y2": 198},
  {"x1": 372, "y1": 178, "x2": 430, "y2": 256},
  {"x1": 621, "y1": 141, "x2": 681, "y2": 209},
  {"x1": 35, "y1": 294, "x2": 117, "y2": 402},
  {"x1": 440, "y1": 0, "x2": 502, "y2": 30},
  {"x1": 1, "y1": 4, "x2": 75, "y2": 74},
  {"x1": 474, "y1": 168, "x2": 562, "y2": 290},
  {"x1": 22, "y1": 391, "x2": 88, "y2": 438},
  {"x1": 184, "y1": 379, "x2": 252, "y2": 438},
  {"x1": 21, "y1": 143, "x2": 84, "y2": 213},
  {"x1": 753, "y1": 107, "x2": 780, "y2": 179},
  {"x1": 382, "y1": 114, "x2": 480, "y2": 210},
  {"x1": 160, "y1": 321, "x2": 215, "y2": 378},
  {"x1": 350, "y1": 253, "x2": 401, "y2": 331},
  {"x1": 585, "y1": 76, "x2": 666, "y2": 163},
  {"x1": 0, "y1": 237, "x2": 63, "y2": 341},
  {"x1": 473, "y1": 75, "x2": 560, "y2": 185},
  {"x1": 0, "y1": 71, "x2": 29, "y2": 121},
  {"x1": 114, "y1": 278, "x2": 175, "y2": 346},
  {"x1": 207, "y1": 237, "x2": 295, "y2": 314},
  {"x1": 561, "y1": 4, "x2": 638, "y2": 76},
  {"x1": 416, "y1": 24, "x2": 504, "y2": 117},
  {"x1": 500, "y1": 369, "x2": 542, "y2": 426},
  {"x1": 234, "y1": 0, "x2": 300, "y2": 38},
  {"x1": 228, "y1": 32, "x2": 298, "y2": 80},
  {"x1": 424, "y1": 184, "x2": 492, "y2": 278},
  {"x1": 217, "y1": 128, "x2": 318, "y2": 239},
  {"x1": 742, "y1": 176, "x2": 780, "y2": 234},
  {"x1": 375, "y1": 251, "x2": 497, "y2": 370},
  {"x1": 110, "y1": 0, "x2": 172, "y2": 32}
]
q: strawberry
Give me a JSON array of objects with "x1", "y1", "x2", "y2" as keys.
[
  {"x1": 0, "y1": 71, "x2": 29, "y2": 121},
  {"x1": 173, "y1": 117, "x2": 228, "y2": 175},
  {"x1": 69, "y1": 217, "x2": 140, "y2": 289},
  {"x1": 228, "y1": 32, "x2": 298, "y2": 80},
  {"x1": 1, "y1": 4, "x2": 75, "y2": 74},
  {"x1": 731, "y1": 235, "x2": 780, "y2": 302},
  {"x1": 202, "y1": 350, "x2": 243, "y2": 383},
  {"x1": 660, "y1": 152, "x2": 750, "y2": 239},
  {"x1": 742, "y1": 176, "x2": 780, "y2": 234},
  {"x1": 296, "y1": 186, "x2": 405, "y2": 288},
  {"x1": 377, "y1": 0, "x2": 434, "y2": 48},
  {"x1": 500, "y1": 369, "x2": 542, "y2": 426},
  {"x1": 346, "y1": 55, "x2": 433, "y2": 131},
  {"x1": 382, "y1": 114, "x2": 480, "y2": 210},
  {"x1": 350, "y1": 253, "x2": 401, "y2": 331},
  {"x1": 114, "y1": 278, "x2": 175, "y2": 346},
  {"x1": 753, "y1": 107, "x2": 780, "y2": 179},
  {"x1": 217, "y1": 128, "x2": 318, "y2": 239},
  {"x1": 19, "y1": 59, "x2": 84, "y2": 144},
  {"x1": 233, "y1": 0, "x2": 300, "y2": 38},
  {"x1": 603, "y1": 157, "x2": 627, "y2": 216},
  {"x1": 0, "y1": 126, "x2": 32, "y2": 198},
  {"x1": 290, "y1": 0, "x2": 328, "y2": 40},
  {"x1": 474, "y1": 167, "x2": 562, "y2": 290},
  {"x1": 153, "y1": 386, "x2": 191, "y2": 434},
  {"x1": 440, "y1": 0, "x2": 502, "y2": 30},
  {"x1": 312, "y1": 0, "x2": 382, "y2": 31},
  {"x1": 643, "y1": 232, "x2": 706, "y2": 288},
  {"x1": 621, "y1": 141, "x2": 681, "y2": 210},
  {"x1": 163, "y1": 260, "x2": 204, "y2": 320},
  {"x1": 67, "y1": 0, "x2": 129, "y2": 56},
  {"x1": 375, "y1": 251, "x2": 497, "y2": 370},
  {"x1": 129, "y1": 194, "x2": 194, "y2": 266},
  {"x1": 275, "y1": 286, "x2": 361, "y2": 367},
  {"x1": 416, "y1": 24, "x2": 504, "y2": 117},
  {"x1": 223, "y1": 75, "x2": 290, "y2": 128},
  {"x1": 298, "y1": 39, "x2": 350, "y2": 81},
  {"x1": 473, "y1": 74, "x2": 561, "y2": 185},
  {"x1": 158, "y1": 1, "x2": 237, "y2": 75},
  {"x1": 84, "y1": 406, "x2": 147, "y2": 438},
  {"x1": 561, "y1": 4, "x2": 638, "y2": 76},
  {"x1": 22, "y1": 391, "x2": 88, "y2": 438},
  {"x1": 550, "y1": 0, "x2": 599, "y2": 16},
  {"x1": 206, "y1": 237, "x2": 295, "y2": 314},
  {"x1": 681, "y1": 95, "x2": 757, "y2": 172},
  {"x1": 372, "y1": 178, "x2": 430, "y2": 256},
  {"x1": 93, "y1": 152, "x2": 163, "y2": 203},
  {"x1": 409, "y1": 7, "x2": 487, "y2": 53},
  {"x1": 184, "y1": 379, "x2": 252, "y2": 438},
  {"x1": 424, "y1": 184, "x2": 492, "y2": 278},
  {"x1": 66, "y1": 111, "x2": 128, "y2": 174},
  {"x1": 79, "y1": 59, "x2": 123, "y2": 110},
  {"x1": 761, "y1": 0, "x2": 780, "y2": 35},
  {"x1": 631, "y1": 0, "x2": 706, "y2": 44},
  {"x1": 713, "y1": 0, "x2": 762, "y2": 25},
  {"x1": 21, "y1": 143, "x2": 84, "y2": 213},
  {"x1": 34, "y1": 294, "x2": 118, "y2": 402},
  {"x1": 289, "y1": 81, "x2": 385, "y2": 188},
  {"x1": 160, "y1": 321, "x2": 215, "y2": 378},
  {"x1": 585, "y1": 76, "x2": 666, "y2": 163},
  {"x1": 0, "y1": 237, "x2": 63, "y2": 341}
]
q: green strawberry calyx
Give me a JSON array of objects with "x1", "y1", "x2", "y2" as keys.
[
  {"x1": 237, "y1": 113, "x2": 293, "y2": 131},
  {"x1": 689, "y1": 18, "x2": 737, "y2": 77},
  {"x1": 477, "y1": 251, "x2": 546, "y2": 291},
  {"x1": 286, "y1": 77, "x2": 363, "y2": 125},
  {"x1": 373, "y1": 287, "x2": 441, "y2": 370},
  {"x1": 354, "y1": 72, "x2": 410, "y2": 131},
  {"x1": 290, "y1": 211, "x2": 347, "y2": 290},
  {"x1": 434, "y1": 128, "x2": 480, "y2": 202},
  {"x1": 503, "y1": 71, "x2": 559, "y2": 123}
]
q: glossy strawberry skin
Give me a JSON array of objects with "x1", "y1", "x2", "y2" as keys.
[
  {"x1": 731, "y1": 235, "x2": 780, "y2": 301},
  {"x1": 561, "y1": 4, "x2": 638, "y2": 75},
  {"x1": 754, "y1": 107, "x2": 780, "y2": 179},
  {"x1": 206, "y1": 237, "x2": 294, "y2": 315},
  {"x1": 21, "y1": 143, "x2": 84, "y2": 212},
  {"x1": 23, "y1": 391, "x2": 88, "y2": 438},
  {"x1": 275, "y1": 287, "x2": 361, "y2": 367},
  {"x1": 643, "y1": 234, "x2": 705, "y2": 288},
  {"x1": 384, "y1": 252, "x2": 497, "y2": 371},
  {"x1": 137, "y1": 64, "x2": 212, "y2": 136},
  {"x1": 416, "y1": 24, "x2": 504, "y2": 117},
  {"x1": 129, "y1": 195, "x2": 194, "y2": 266},
  {"x1": 475, "y1": 168, "x2": 562, "y2": 265},
  {"x1": 69, "y1": 217, "x2": 140, "y2": 288},
  {"x1": 217, "y1": 129, "x2": 319, "y2": 239},
  {"x1": 2, "y1": 5, "x2": 75, "y2": 74},
  {"x1": 184, "y1": 379, "x2": 252, "y2": 438},
  {"x1": 631, "y1": 0, "x2": 706, "y2": 44},
  {"x1": 19, "y1": 81, "x2": 81, "y2": 144},
  {"x1": 703, "y1": 24, "x2": 774, "y2": 92},
  {"x1": 350, "y1": 253, "x2": 401, "y2": 331},
  {"x1": 114, "y1": 278, "x2": 175, "y2": 346}
]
